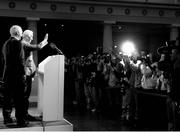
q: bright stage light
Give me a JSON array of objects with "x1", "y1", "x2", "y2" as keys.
[{"x1": 121, "y1": 40, "x2": 135, "y2": 56}]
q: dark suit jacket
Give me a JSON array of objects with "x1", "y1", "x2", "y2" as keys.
[{"x1": 2, "y1": 37, "x2": 25, "y2": 81}]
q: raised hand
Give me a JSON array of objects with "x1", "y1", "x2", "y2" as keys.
[
  {"x1": 44, "y1": 33, "x2": 48, "y2": 41},
  {"x1": 40, "y1": 33, "x2": 48, "y2": 48}
]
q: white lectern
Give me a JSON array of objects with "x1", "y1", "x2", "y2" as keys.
[
  {"x1": 0, "y1": 55, "x2": 73, "y2": 131},
  {"x1": 38, "y1": 55, "x2": 64, "y2": 121}
]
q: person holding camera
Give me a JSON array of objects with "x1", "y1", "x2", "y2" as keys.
[
  {"x1": 157, "y1": 40, "x2": 180, "y2": 130},
  {"x1": 169, "y1": 40, "x2": 180, "y2": 130}
]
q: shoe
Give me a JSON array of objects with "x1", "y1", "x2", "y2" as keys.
[
  {"x1": 17, "y1": 120, "x2": 29, "y2": 127},
  {"x1": 26, "y1": 114, "x2": 42, "y2": 121},
  {"x1": 4, "y1": 117, "x2": 14, "y2": 125}
]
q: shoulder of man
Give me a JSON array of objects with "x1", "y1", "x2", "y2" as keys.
[{"x1": 4, "y1": 37, "x2": 18, "y2": 46}]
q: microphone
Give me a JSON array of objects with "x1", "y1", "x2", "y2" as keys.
[{"x1": 50, "y1": 43, "x2": 63, "y2": 55}]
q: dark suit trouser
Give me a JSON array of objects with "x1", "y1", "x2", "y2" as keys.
[
  {"x1": 3, "y1": 76, "x2": 26, "y2": 122},
  {"x1": 24, "y1": 76, "x2": 32, "y2": 115}
]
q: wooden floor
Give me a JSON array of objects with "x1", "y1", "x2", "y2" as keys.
[
  {"x1": 64, "y1": 106, "x2": 134, "y2": 131},
  {"x1": 0, "y1": 92, "x2": 173, "y2": 131},
  {"x1": 63, "y1": 95, "x2": 169, "y2": 131}
]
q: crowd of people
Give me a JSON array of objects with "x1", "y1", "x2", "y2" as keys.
[
  {"x1": 1, "y1": 24, "x2": 180, "y2": 130},
  {"x1": 65, "y1": 43, "x2": 180, "y2": 130}
]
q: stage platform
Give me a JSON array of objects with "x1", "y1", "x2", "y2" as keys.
[{"x1": 0, "y1": 108, "x2": 73, "y2": 131}]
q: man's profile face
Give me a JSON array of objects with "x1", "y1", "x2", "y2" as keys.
[
  {"x1": 24, "y1": 34, "x2": 33, "y2": 43},
  {"x1": 29, "y1": 34, "x2": 33, "y2": 43}
]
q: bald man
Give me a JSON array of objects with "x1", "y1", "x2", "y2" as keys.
[{"x1": 2, "y1": 25, "x2": 27, "y2": 127}]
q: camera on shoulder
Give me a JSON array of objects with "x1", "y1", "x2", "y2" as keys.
[{"x1": 157, "y1": 40, "x2": 177, "y2": 73}]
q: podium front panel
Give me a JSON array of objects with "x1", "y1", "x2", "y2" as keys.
[{"x1": 38, "y1": 55, "x2": 64, "y2": 121}]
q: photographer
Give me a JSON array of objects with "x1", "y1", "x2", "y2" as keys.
[
  {"x1": 83, "y1": 55, "x2": 96, "y2": 111},
  {"x1": 157, "y1": 40, "x2": 180, "y2": 130},
  {"x1": 119, "y1": 52, "x2": 142, "y2": 122},
  {"x1": 140, "y1": 54, "x2": 157, "y2": 90},
  {"x1": 169, "y1": 39, "x2": 180, "y2": 130}
]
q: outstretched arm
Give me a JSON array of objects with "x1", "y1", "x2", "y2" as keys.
[
  {"x1": 23, "y1": 33, "x2": 48, "y2": 51},
  {"x1": 23, "y1": 42, "x2": 41, "y2": 51}
]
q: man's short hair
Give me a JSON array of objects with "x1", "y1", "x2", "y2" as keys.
[
  {"x1": 10, "y1": 25, "x2": 23, "y2": 38},
  {"x1": 22, "y1": 30, "x2": 33, "y2": 39}
]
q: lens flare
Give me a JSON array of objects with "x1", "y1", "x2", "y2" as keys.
[{"x1": 121, "y1": 40, "x2": 135, "y2": 56}]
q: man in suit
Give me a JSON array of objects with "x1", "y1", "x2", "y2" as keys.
[
  {"x1": 2, "y1": 25, "x2": 28, "y2": 127},
  {"x1": 22, "y1": 30, "x2": 48, "y2": 121}
]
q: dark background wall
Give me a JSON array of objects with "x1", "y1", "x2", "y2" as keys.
[
  {"x1": 37, "y1": 19, "x2": 103, "y2": 63},
  {"x1": 113, "y1": 23, "x2": 170, "y2": 58}
]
